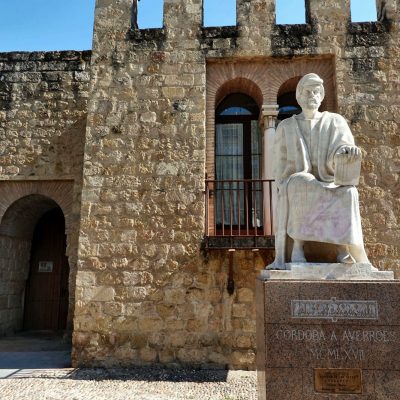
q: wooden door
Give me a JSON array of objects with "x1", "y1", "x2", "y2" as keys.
[{"x1": 23, "y1": 208, "x2": 69, "y2": 331}]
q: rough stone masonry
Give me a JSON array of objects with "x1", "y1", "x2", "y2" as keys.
[{"x1": 0, "y1": 0, "x2": 399, "y2": 370}]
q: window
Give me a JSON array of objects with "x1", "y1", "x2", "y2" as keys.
[
  {"x1": 351, "y1": 0, "x2": 377, "y2": 22},
  {"x1": 137, "y1": 0, "x2": 163, "y2": 29},
  {"x1": 277, "y1": 91, "x2": 301, "y2": 121},
  {"x1": 214, "y1": 94, "x2": 263, "y2": 234},
  {"x1": 203, "y1": 0, "x2": 236, "y2": 27},
  {"x1": 276, "y1": 0, "x2": 306, "y2": 24}
]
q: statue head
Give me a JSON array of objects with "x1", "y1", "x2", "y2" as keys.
[{"x1": 296, "y1": 73, "x2": 325, "y2": 113}]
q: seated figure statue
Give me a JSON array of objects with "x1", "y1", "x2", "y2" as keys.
[{"x1": 270, "y1": 73, "x2": 369, "y2": 270}]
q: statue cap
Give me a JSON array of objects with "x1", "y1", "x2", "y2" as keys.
[
  {"x1": 296, "y1": 73, "x2": 325, "y2": 102},
  {"x1": 298, "y1": 73, "x2": 324, "y2": 88}
]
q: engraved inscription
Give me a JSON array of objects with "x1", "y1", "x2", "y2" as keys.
[
  {"x1": 291, "y1": 298, "x2": 378, "y2": 322},
  {"x1": 309, "y1": 347, "x2": 365, "y2": 361},
  {"x1": 314, "y1": 368, "x2": 362, "y2": 394},
  {"x1": 274, "y1": 328, "x2": 396, "y2": 361}
]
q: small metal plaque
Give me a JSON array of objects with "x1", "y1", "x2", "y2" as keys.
[
  {"x1": 314, "y1": 368, "x2": 362, "y2": 394},
  {"x1": 38, "y1": 261, "x2": 53, "y2": 273}
]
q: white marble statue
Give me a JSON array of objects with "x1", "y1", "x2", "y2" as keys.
[{"x1": 269, "y1": 73, "x2": 370, "y2": 270}]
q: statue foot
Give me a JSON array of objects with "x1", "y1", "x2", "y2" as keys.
[
  {"x1": 337, "y1": 244, "x2": 378, "y2": 270},
  {"x1": 291, "y1": 239, "x2": 306, "y2": 263},
  {"x1": 337, "y1": 252, "x2": 354, "y2": 264},
  {"x1": 266, "y1": 261, "x2": 287, "y2": 270},
  {"x1": 348, "y1": 244, "x2": 370, "y2": 264},
  {"x1": 291, "y1": 249, "x2": 307, "y2": 263}
]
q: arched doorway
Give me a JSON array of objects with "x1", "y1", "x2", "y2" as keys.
[
  {"x1": 0, "y1": 194, "x2": 71, "y2": 336},
  {"x1": 24, "y1": 207, "x2": 69, "y2": 331}
]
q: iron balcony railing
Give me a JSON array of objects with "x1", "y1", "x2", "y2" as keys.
[{"x1": 205, "y1": 179, "x2": 275, "y2": 248}]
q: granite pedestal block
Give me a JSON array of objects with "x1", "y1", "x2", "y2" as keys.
[{"x1": 256, "y1": 263, "x2": 399, "y2": 400}]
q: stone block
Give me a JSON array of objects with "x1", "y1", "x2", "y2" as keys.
[
  {"x1": 103, "y1": 301, "x2": 123, "y2": 317},
  {"x1": 76, "y1": 271, "x2": 96, "y2": 287},
  {"x1": 164, "y1": 288, "x2": 186, "y2": 304},
  {"x1": 138, "y1": 317, "x2": 164, "y2": 332},
  {"x1": 80, "y1": 286, "x2": 115, "y2": 302},
  {"x1": 230, "y1": 350, "x2": 256, "y2": 367},
  {"x1": 232, "y1": 303, "x2": 248, "y2": 318},
  {"x1": 256, "y1": 267, "x2": 400, "y2": 399},
  {"x1": 237, "y1": 287, "x2": 254, "y2": 302}
]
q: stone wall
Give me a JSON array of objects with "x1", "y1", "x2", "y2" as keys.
[
  {"x1": 0, "y1": 236, "x2": 31, "y2": 335},
  {"x1": 0, "y1": 51, "x2": 91, "y2": 334},
  {"x1": 74, "y1": 0, "x2": 212, "y2": 367},
  {"x1": 0, "y1": 51, "x2": 90, "y2": 178},
  {"x1": 73, "y1": 0, "x2": 399, "y2": 369},
  {"x1": 343, "y1": 21, "x2": 400, "y2": 271},
  {"x1": 0, "y1": 0, "x2": 387, "y2": 367}
]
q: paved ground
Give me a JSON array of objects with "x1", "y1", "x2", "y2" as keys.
[
  {"x1": 0, "y1": 331, "x2": 71, "y2": 378},
  {"x1": 0, "y1": 333, "x2": 257, "y2": 400}
]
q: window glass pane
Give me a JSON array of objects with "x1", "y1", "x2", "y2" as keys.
[
  {"x1": 351, "y1": 0, "x2": 377, "y2": 22},
  {"x1": 251, "y1": 120, "x2": 262, "y2": 154},
  {"x1": 220, "y1": 107, "x2": 252, "y2": 116},
  {"x1": 215, "y1": 123, "x2": 244, "y2": 226},
  {"x1": 215, "y1": 185, "x2": 245, "y2": 226},
  {"x1": 252, "y1": 185, "x2": 263, "y2": 227},
  {"x1": 217, "y1": 93, "x2": 259, "y2": 116},
  {"x1": 216, "y1": 124, "x2": 243, "y2": 156},
  {"x1": 216, "y1": 156, "x2": 244, "y2": 179},
  {"x1": 276, "y1": 0, "x2": 306, "y2": 24},
  {"x1": 279, "y1": 105, "x2": 301, "y2": 113},
  {"x1": 251, "y1": 156, "x2": 261, "y2": 180},
  {"x1": 203, "y1": 0, "x2": 236, "y2": 27}
]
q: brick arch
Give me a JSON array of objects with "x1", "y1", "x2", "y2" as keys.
[
  {"x1": 206, "y1": 57, "x2": 336, "y2": 177},
  {"x1": 0, "y1": 180, "x2": 74, "y2": 235},
  {"x1": 215, "y1": 77, "x2": 264, "y2": 110},
  {"x1": 263, "y1": 58, "x2": 336, "y2": 110},
  {"x1": 277, "y1": 76, "x2": 302, "y2": 98},
  {"x1": 206, "y1": 72, "x2": 264, "y2": 179},
  {"x1": 0, "y1": 194, "x2": 60, "y2": 239}
]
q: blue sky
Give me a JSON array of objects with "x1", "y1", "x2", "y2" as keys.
[{"x1": 0, "y1": 0, "x2": 377, "y2": 52}]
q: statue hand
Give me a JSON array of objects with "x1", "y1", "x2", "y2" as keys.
[{"x1": 337, "y1": 146, "x2": 361, "y2": 162}]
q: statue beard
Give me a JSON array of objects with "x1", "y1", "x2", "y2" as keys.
[{"x1": 300, "y1": 102, "x2": 321, "y2": 113}]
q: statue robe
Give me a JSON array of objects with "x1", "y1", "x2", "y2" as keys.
[{"x1": 272, "y1": 111, "x2": 364, "y2": 267}]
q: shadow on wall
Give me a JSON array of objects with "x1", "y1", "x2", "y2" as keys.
[{"x1": 17, "y1": 115, "x2": 87, "y2": 178}]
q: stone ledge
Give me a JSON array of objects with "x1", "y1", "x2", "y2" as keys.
[
  {"x1": 204, "y1": 235, "x2": 275, "y2": 250},
  {"x1": 0, "y1": 50, "x2": 92, "y2": 62},
  {"x1": 201, "y1": 26, "x2": 239, "y2": 40},
  {"x1": 128, "y1": 28, "x2": 166, "y2": 45},
  {"x1": 260, "y1": 263, "x2": 395, "y2": 281}
]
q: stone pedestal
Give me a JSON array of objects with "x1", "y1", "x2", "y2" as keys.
[{"x1": 256, "y1": 263, "x2": 400, "y2": 400}]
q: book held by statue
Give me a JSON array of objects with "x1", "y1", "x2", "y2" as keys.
[{"x1": 334, "y1": 153, "x2": 361, "y2": 186}]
